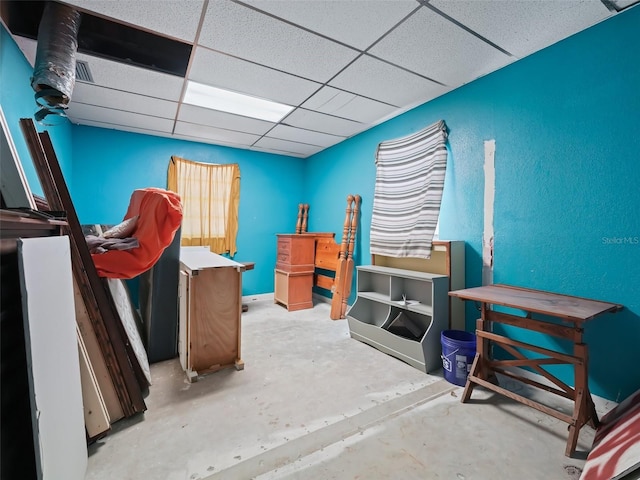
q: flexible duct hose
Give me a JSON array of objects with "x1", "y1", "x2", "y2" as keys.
[{"x1": 31, "y1": 2, "x2": 81, "y2": 122}]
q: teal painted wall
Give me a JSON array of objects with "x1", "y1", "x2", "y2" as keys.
[
  {"x1": 0, "y1": 26, "x2": 74, "y2": 193},
  {"x1": 3, "y1": 8, "x2": 638, "y2": 401},
  {"x1": 306, "y1": 7, "x2": 640, "y2": 401},
  {"x1": 71, "y1": 126, "x2": 306, "y2": 296}
]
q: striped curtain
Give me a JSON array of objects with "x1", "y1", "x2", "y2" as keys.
[{"x1": 370, "y1": 120, "x2": 448, "y2": 259}]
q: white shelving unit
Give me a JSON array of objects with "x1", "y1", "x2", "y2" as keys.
[{"x1": 347, "y1": 265, "x2": 449, "y2": 373}]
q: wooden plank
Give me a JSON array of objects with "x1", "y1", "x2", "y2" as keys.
[
  {"x1": 19, "y1": 119, "x2": 145, "y2": 416},
  {"x1": 477, "y1": 330, "x2": 581, "y2": 365},
  {"x1": 73, "y1": 278, "x2": 124, "y2": 422},
  {"x1": 470, "y1": 375, "x2": 574, "y2": 425},
  {"x1": 314, "y1": 273, "x2": 334, "y2": 291},
  {"x1": 495, "y1": 341, "x2": 575, "y2": 395},
  {"x1": 490, "y1": 366, "x2": 573, "y2": 400},
  {"x1": 486, "y1": 309, "x2": 580, "y2": 341},
  {"x1": 39, "y1": 133, "x2": 147, "y2": 404},
  {"x1": 77, "y1": 326, "x2": 111, "y2": 439},
  {"x1": 18, "y1": 236, "x2": 87, "y2": 480},
  {"x1": 372, "y1": 242, "x2": 449, "y2": 274},
  {"x1": 450, "y1": 284, "x2": 622, "y2": 322},
  {"x1": 314, "y1": 237, "x2": 340, "y2": 270}
]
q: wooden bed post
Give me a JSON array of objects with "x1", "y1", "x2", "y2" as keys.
[
  {"x1": 341, "y1": 195, "x2": 361, "y2": 318},
  {"x1": 330, "y1": 195, "x2": 354, "y2": 319},
  {"x1": 302, "y1": 203, "x2": 309, "y2": 233},
  {"x1": 296, "y1": 204, "x2": 303, "y2": 234},
  {"x1": 295, "y1": 203, "x2": 310, "y2": 234}
]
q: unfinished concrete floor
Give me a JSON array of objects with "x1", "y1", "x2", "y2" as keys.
[{"x1": 86, "y1": 297, "x2": 611, "y2": 480}]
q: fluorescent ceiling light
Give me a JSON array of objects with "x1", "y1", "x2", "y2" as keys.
[{"x1": 183, "y1": 81, "x2": 294, "y2": 122}]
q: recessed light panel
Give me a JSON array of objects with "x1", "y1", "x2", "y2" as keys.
[{"x1": 183, "y1": 81, "x2": 294, "y2": 122}]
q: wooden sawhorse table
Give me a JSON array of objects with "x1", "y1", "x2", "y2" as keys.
[{"x1": 449, "y1": 284, "x2": 622, "y2": 457}]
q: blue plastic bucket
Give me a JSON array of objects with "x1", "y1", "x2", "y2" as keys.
[{"x1": 441, "y1": 330, "x2": 477, "y2": 387}]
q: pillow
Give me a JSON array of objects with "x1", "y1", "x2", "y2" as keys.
[{"x1": 102, "y1": 215, "x2": 138, "y2": 239}]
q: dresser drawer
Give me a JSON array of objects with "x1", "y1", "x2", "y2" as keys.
[
  {"x1": 277, "y1": 237, "x2": 291, "y2": 255},
  {"x1": 275, "y1": 234, "x2": 315, "y2": 272},
  {"x1": 277, "y1": 251, "x2": 290, "y2": 264}
]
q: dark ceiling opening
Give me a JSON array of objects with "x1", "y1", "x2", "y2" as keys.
[{"x1": 1, "y1": 0, "x2": 192, "y2": 77}]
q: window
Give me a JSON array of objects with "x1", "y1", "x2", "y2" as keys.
[{"x1": 168, "y1": 156, "x2": 240, "y2": 256}]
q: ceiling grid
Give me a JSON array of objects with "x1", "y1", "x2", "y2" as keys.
[{"x1": 2, "y1": 0, "x2": 623, "y2": 157}]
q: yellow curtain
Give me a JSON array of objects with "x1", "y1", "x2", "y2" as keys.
[{"x1": 167, "y1": 156, "x2": 240, "y2": 256}]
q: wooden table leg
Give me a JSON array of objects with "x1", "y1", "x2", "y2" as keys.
[
  {"x1": 462, "y1": 310, "x2": 489, "y2": 403},
  {"x1": 566, "y1": 342, "x2": 593, "y2": 457},
  {"x1": 461, "y1": 351, "x2": 480, "y2": 402}
]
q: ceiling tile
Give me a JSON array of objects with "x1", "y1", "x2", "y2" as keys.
[
  {"x1": 268, "y1": 125, "x2": 344, "y2": 147},
  {"x1": 66, "y1": 104, "x2": 174, "y2": 132},
  {"x1": 188, "y1": 47, "x2": 322, "y2": 106},
  {"x1": 177, "y1": 104, "x2": 275, "y2": 135},
  {"x1": 76, "y1": 53, "x2": 185, "y2": 101},
  {"x1": 62, "y1": 0, "x2": 204, "y2": 43},
  {"x1": 302, "y1": 87, "x2": 399, "y2": 124},
  {"x1": 254, "y1": 137, "x2": 324, "y2": 157},
  {"x1": 329, "y1": 55, "x2": 449, "y2": 106},
  {"x1": 172, "y1": 134, "x2": 259, "y2": 151},
  {"x1": 250, "y1": 146, "x2": 306, "y2": 158},
  {"x1": 174, "y1": 121, "x2": 261, "y2": 146},
  {"x1": 71, "y1": 120, "x2": 176, "y2": 139},
  {"x1": 430, "y1": 0, "x2": 612, "y2": 59},
  {"x1": 72, "y1": 83, "x2": 178, "y2": 118},
  {"x1": 369, "y1": 8, "x2": 512, "y2": 86},
  {"x1": 283, "y1": 108, "x2": 365, "y2": 137},
  {"x1": 243, "y1": 0, "x2": 418, "y2": 50},
  {"x1": 197, "y1": 0, "x2": 360, "y2": 83}
]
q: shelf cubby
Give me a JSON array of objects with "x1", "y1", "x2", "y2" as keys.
[{"x1": 347, "y1": 265, "x2": 449, "y2": 373}]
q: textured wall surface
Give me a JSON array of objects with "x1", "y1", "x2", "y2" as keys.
[{"x1": 306, "y1": 6, "x2": 640, "y2": 401}]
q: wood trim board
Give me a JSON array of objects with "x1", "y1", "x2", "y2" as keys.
[{"x1": 19, "y1": 118, "x2": 145, "y2": 416}]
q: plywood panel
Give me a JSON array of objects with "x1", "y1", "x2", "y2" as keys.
[
  {"x1": 372, "y1": 249, "x2": 448, "y2": 275},
  {"x1": 77, "y1": 326, "x2": 110, "y2": 439},
  {"x1": 189, "y1": 267, "x2": 240, "y2": 371},
  {"x1": 73, "y1": 278, "x2": 124, "y2": 422},
  {"x1": 18, "y1": 236, "x2": 87, "y2": 480}
]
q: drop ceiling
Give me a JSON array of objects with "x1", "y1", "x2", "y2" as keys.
[{"x1": 2, "y1": 0, "x2": 634, "y2": 158}]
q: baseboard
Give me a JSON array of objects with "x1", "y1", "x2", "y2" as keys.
[
  {"x1": 312, "y1": 292, "x2": 331, "y2": 304},
  {"x1": 242, "y1": 293, "x2": 334, "y2": 306},
  {"x1": 241, "y1": 293, "x2": 273, "y2": 303}
]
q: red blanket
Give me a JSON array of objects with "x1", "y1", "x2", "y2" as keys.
[
  {"x1": 92, "y1": 188, "x2": 182, "y2": 279},
  {"x1": 581, "y1": 389, "x2": 640, "y2": 480}
]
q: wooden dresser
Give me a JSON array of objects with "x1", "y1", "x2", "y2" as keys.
[{"x1": 274, "y1": 234, "x2": 316, "y2": 311}]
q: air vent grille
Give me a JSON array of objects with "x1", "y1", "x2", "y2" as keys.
[{"x1": 75, "y1": 60, "x2": 93, "y2": 83}]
